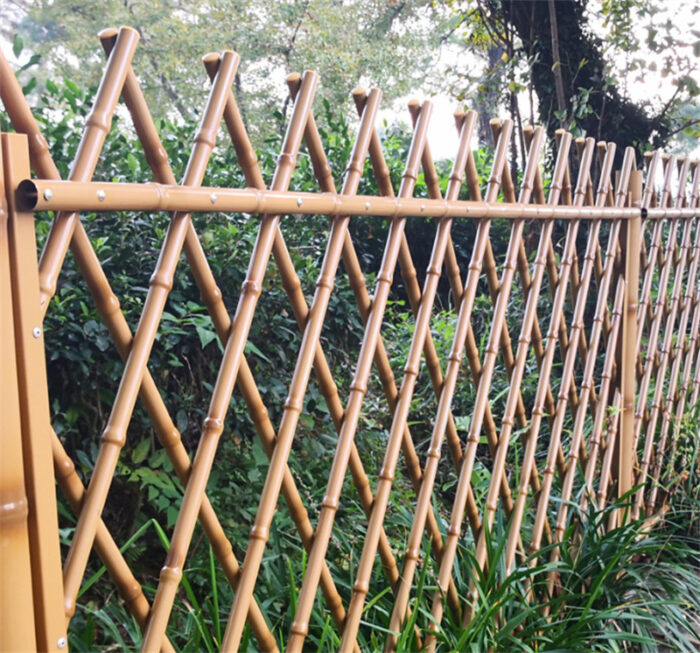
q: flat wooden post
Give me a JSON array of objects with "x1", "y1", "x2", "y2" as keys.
[
  {"x1": 2, "y1": 132, "x2": 66, "y2": 651},
  {"x1": 619, "y1": 169, "x2": 643, "y2": 513}
]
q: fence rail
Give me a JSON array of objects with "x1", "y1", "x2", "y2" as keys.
[{"x1": 1, "y1": 25, "x2": 699, "y2": 652}]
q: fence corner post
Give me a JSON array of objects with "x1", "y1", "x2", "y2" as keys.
[
  {"x1": 619, "y1": 168, "x2": 643, "y2": 517},
  {"x1": 0, "y1": 133, "x2": 40, "y2": 652},
  {"x1": 2, "y1": 132, "x2": 67, "y2": 651}
]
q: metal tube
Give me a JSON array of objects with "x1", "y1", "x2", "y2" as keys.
[
  {"x1": 470, "y1": 129, "x2": 572, "y2": 606},
  {"x1": 503, "y1": 141, "x2": 617, "y2": 576},
  {"x1": 618, "y1": 170, "x2": 642, "y2": 507},
  {"x1": 284, "y1": 100, "x2": 433, "y2": 653},
  {"x1": 3, "y1": 36, "x2": 258, "y2": 651},
  {"x1": 2, "y1": 132, "x2": 67, "y2": 651},
  {"x1": 19, "y1": 177, "x2": 660, "y2": 220},
  {"x1": 0, "y1": 133, "x2": 39, "y2": 653}
]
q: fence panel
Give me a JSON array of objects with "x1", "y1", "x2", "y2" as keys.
[{"x1": 1, "y1": 25, "x2": 698, "y2": 652}]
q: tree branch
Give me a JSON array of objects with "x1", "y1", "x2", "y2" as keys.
[{"x1": 547, "y1": 0, "x2": 567, "y2": 124}]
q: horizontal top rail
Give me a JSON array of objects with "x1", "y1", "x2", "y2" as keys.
[{"x1": 17, "y1": 178, "x2": 696, "y2": 220}]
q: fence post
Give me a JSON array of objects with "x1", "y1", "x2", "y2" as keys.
[
  {"x1": 619, "y1": 169, "x2": 643, "y2": 515},
  {"x1": 2, "y1": 132, "x2": 67, "y2": 651},
  {"x1": 0, "y1": 134, "x2": 39, "y2": 652}
]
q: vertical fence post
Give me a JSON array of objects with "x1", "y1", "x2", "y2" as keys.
[
  {"x1": 0, "y1": 135, "x2": 39, "y2": 652},
  {"x1": 2, "y1": 132, "x2": 67, "y2": 651},
  {"x1": 619, "y1": 169, "x2": 643, "y2": 515}
]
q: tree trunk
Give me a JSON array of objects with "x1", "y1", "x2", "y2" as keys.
[{"x1": 486, "y1": 0, "x2": 671, "y2": 151}]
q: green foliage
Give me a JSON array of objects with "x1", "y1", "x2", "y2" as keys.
[
  {"x1": 432, "y1": 495, "x2": 700, "y2": 651},
  {"x1": 446, "y1": 0, "x2": 699, "y2": 154},
  {"x1": 65, "y1": 494, "x2": 700, "y2": 651}
]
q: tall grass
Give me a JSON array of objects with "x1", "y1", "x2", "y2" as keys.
[
  {"x1": 67, "y1": 400, "x2": 700, "y2": 651},
  {"x1": 67, "y1": 488, "x2": 700, "y2": 651},
  {"x1": 427, "y1": 495, "x2": 700, "y2": 652}
]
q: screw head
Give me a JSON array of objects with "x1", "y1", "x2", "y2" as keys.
[
  {"x1": 32, "y1": 327, "x2": 42, "y2": 339},
  {"x1": 43, "y1": 188, "x2": 53, "y2": 201},
  {"x1": 210, "y1": 193, "x2": 217, "y2": 204},
  {"x1": 57, "y1": 636, "x2": 67, "y2": 649},
  {"x1": 97, "y1": 189, "x2": 106, "y2": 201}
]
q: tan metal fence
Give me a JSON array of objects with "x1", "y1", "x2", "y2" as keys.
[{"x1": 1, "y1": 25, "x2": 698, "y2": 652}]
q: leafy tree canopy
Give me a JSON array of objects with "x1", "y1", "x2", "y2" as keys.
[
  {"x1": 3, "y1": 0, "x2": 451, "y2": 141},
  {"x1": 3, "y1": 0, "x2": 697, "y2": 153},
  {"x1": 445, "y1": 0, "x2": 699, "y2": 153}
]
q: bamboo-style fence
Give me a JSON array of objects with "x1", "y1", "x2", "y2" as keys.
[{"x1": 1, "y1": 26, "x2": 698, "y2": 652}]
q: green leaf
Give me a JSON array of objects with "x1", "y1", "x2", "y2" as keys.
[
  {"x1": 64, "y1": 78, "x2": 79, "y2": 94},
  {"x1": 196, "y1": 324, "x2": 217, "y2": 349},
  {"x1": 22, "y1": 77, "x2": 37, "y2": 95},
  {"x1": 126, "y1": 152, "x2": 139, "y2": 175},
  {"x1": 12, "y1": 34, "x2": 23, "y2": 58},
  {"x1": 244, "y1": 340, "x2": 271, "y2": 362},
  {"x1": 132, "y1": 437, "x2": 150, "y2": 464},
  {"x1": 251, "y1": 437, "x2": 268, "y2": 468},
  {"x1": 18, "y1": 53, "x2": 42, "y2": 73},
  {"x1": 166, "y1": 505, "x2": 179, "y2": 527}
]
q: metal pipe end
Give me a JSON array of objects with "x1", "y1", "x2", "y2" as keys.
[
  {"x1": 352, "y1": 88, "x2": 368, "y2": 113},
  {"x1": 16, "y1": 179, "x2": 38, "y2": 211},
  {"x1": 201, "y1": 52, "x2": 220, "y2": 65},
  {"x1": 219, "y1": 50, "x2": 239, "y2": 69},
  {"x1": 287, "y1": 74, "x2": 302, "y2": 96},
  {"x1": 98, "y1": 27, "x2": 119, "y2": 41},
  {"x1": 220, "y1": 49, "x2": 239, "y2": 64}
]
